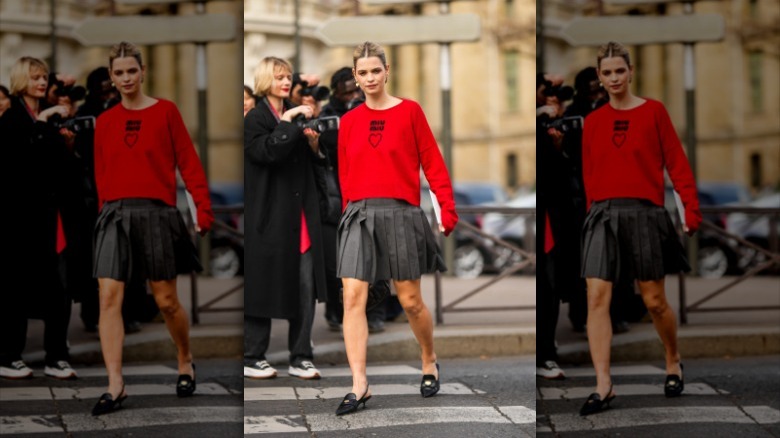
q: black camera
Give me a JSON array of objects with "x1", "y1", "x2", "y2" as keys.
[
  {"x1": 542, "y1": 80, "x2": 574, "y2": 102},
  {"x1": 49, "y1": 115, "x2": 96, "y2": 133},
  {"x1": 52, "y1": 81, "x2": 87, "y2": 102},
  {"x1": 541, "y1": 115, "x2": 584, "y2": 133},
  {"x1": 299, "y1": 85, "x2": 330, "y2": 101},
  {"x1": 293, "y1": 115, "x2": 340, "y2": 134}
]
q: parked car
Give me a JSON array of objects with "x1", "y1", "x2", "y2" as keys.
[
  {"x1": 177, "y1": 183, "x2": 245, "y2": 279},
  {"x1": 419, "y1": 181, "x2": 511, "y2": 278},
  {"x1": 479, "y1": 192, "x2": 537, "y2": 275},
  {"x1": 665, "y1": 182, "x2": 752, "y2": 278},
  {"x1": 727, "y1": 193, "x2": 780, "y2": 274}
]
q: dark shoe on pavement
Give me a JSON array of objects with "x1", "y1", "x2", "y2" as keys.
[
  {"x1": 664, "y1": 363, "x2": 684, "y2": 397},
  {"x1": 44, "y1": 360, "x2": 78, "y2": 380},
  {"x1": 176, "y1": 363, "x2": 196, "y2": 397},
  {"x1": 612, "y1": 320, "x2": 630, "y2": 334},
  {"x1": 91, "y1": 385, "x2": 127, "y2": 416},
  {"x1": 124, "y1": 320, "x2": 142, "y2": 334},
  {"x1": 288, "y1": 361, "x2": 321, "y2": 380},
  {"x1": 536, "y1": 360, "x2": 565, "y2": 380},
  {"x1": 368, "y1": 319, "x2": 385, "y2": 333},
  {"x1": 580, "y1": 385, "x2": 616, "y2": 416},
  {"x1": 336, "y1": 386, "x2": 371, "y2": 416},
  {"x1": 420, "y1": 363, "x2": 440, "y2": 398},
  {"x1": 325, "y1": 315, "x2": 342, "y2": 332},
  {"x1": 0, "y1": 360, "x2": 33, "y2": 379}
]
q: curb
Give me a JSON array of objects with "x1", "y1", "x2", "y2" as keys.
[
  {"x1": 267, "y1": 326, "x2": 536, "y2": 366},
  {"x1": 25, "y1": 326, "x2": 243, "y2": 366},
  {"x1": 557, "y1": 326, "x2": 780, "y2": 365}
]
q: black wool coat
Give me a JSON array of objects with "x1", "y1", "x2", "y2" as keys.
[
  {"x1": 243, "y1": 99, "x2": 328, "y2": 319},
  {"x1": 0, "y1": 97, "x2": 85, "y2": 316}
]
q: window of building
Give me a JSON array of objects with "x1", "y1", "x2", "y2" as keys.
[
  {"x1": 505, "y1": 50, "x2": 519, "y2": 112},
  {"x1": 506, "y1": 153, "x2": 518, "y2": 189},
  {"x1": 750, "y1": 153, "x2": 762, "y2": 189},
  {"x1": 749, "y1": 51, "x2": 763, "y2": 112}
]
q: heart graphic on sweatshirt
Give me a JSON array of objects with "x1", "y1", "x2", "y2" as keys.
[
  {"x1": 124, "y1": 133, "x2": 138, "y2": 148},
  {"x1": 369, "y1": 133, "x2": 383, "y2": 148},
  {"x1": 612, "y1": 132, "x2": 626, "y2": 148}
]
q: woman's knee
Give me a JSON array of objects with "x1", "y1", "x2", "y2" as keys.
[
  {"x1": 399, "y1": 295, "x2": 425, "y2": 317},
  {"x1": 342, "y1": 283, "x2": 367, "y2": 312},
  {"x1": 643, "y1": 295, "x2": 669, "y2": 316},
  {"x1": 155, "y1": 295, "x2": 181, "y2": 317}
]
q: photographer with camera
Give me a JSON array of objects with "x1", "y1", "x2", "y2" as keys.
[
  {"x1": 243, "y1": 57, "x2": 329, "y2": 381},
  {"x1": 0, "y1": 56, "x2": 83, "y2": 380},
  {"x1": 536, "y1": 72, "x2": 579, "y2": 382}
]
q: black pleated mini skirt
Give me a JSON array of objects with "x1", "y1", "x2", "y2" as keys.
[
  {"x1": 337, "y1": 198, "x2": 446, "y2": 283},
  {"x1": 581, "y1": 198, "x2": 690, "y2": 284},
  {"x1": 93, "y1": 198, "x2": 202, "y2": 282}
]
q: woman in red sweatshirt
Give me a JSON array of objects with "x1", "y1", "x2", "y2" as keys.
[
  {"x1": 579, "y1": 41, "x2": 702, "y2": 416},
  {"x1": 91, "y1": 42, "x2": 213, "y2": 415},
  {"x1": 335, "y1": 41, "x2": 458, "y2": 415}
]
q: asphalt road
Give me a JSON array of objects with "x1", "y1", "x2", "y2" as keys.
[
  {"x1": 0, "y1": 358, "x2": 243, "y2": 437},
  {"x1": 244, "y1": 355, "x2": 535, "y2": 437},
  {"x1": 537, "y1": 355, "x2": 780, "y2": 437}
]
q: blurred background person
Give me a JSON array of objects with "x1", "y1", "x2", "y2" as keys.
[
  {"x1": 244, "y1": 84, "x2": 255, "y2": 117},
  {"x1": 536, "y1": 72, "x2": 576, "y2": 381},
  {"x1": 0, "y1": 56, "x2": 81, "y2": 381},
  {"x1": 243, "y1": 56, "x2": 328, "y2": 381},
  {"x1": 0, "y1": 85, "x2": 11, "y2": 117}
]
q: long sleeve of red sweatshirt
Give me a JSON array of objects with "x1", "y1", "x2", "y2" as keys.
[
  {"x1": 582, "y1": 98, "x2": 701, "y2": 232},
  {"x1": 94, "y1": 99, "x2": 214, "y2": 232},
  {"x1": 338, "y1": 99, "x2": 458, "y2": 235}
]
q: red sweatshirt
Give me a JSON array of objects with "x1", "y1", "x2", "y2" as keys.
[
  {"x1": 94, "y1": 99, "x2": 214, "y2": 231},
  {"x1": 338, "y1": 99, "x2": 458, "y2": 235},
  {"x1": 583, "y1": 98, "x2": 701, "y2": 232}
]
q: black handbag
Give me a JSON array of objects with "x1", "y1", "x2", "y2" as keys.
[{"x1": 340, "y1": 279, "x2": 391, "y2": 311}]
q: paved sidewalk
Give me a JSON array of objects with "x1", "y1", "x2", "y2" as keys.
[
  {"x1": 554, "y1": 275, "x2": 780, "y2": 364},
  {"x1": 20, "y1": 274, "x2": 534, "y2": 367}
]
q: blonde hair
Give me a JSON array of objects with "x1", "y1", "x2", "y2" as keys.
[
  {"x1": 108, "y1": 41, "x2": 143, "y2": 70},
  {"x1": 597, "y1": 41, "x2": 631, "y2": 69},
  {"x1": 9, "y1": 56, "x2": 49, "y2": 97},
  {"x1": 352, "y1": 41, "x2": 387, "y2": 68},
  {"x1": 253, "y1": 57, "x2": 292, "y2": 97}
]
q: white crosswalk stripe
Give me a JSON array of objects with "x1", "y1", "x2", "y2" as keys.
[
  {"x1": 244, "y1": 406, "x2": 534, "y2": 435},
  {"x1": 0, "y1": 365, "x2": 240, "y2": 435},
  {"x1": 244, "y1": 364, "x2": 534, "y2": 435},
  {"x1": 537, "y1": 365, "x2": 780, "y2": 434},
  {"x1": 2, "y1": 407, "x2": 242, "y2": 435}
]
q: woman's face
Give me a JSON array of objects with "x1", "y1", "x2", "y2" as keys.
[
  {"x1": 269, "y1": 67, "x2": 292, "y2": 101},
  {"x1": 110, "y1": 56, "x2": 144, "y2": 98},
  {"x1": 353, "y1": 56, "x2": 388, "y2": 97},
  {"x1": 243, "y1": 89, "x2": 255, "y2": 115},
  {"x1": 25, "y1": 67, "x2": 48, "y2": 100},
  {"x1": 597, "y1": 56, "x2": 632, "y2": 98}
]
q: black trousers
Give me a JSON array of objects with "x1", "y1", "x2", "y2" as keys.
[
  {"x1": 244, "y1": 250, "x2": 316, "y2": 366},
  {"x1": 0, "y1": 297, "x2": 71, "y2": 366},
  {"x1": 536, "y1": 273, "x2": 560, "y2": 365}
]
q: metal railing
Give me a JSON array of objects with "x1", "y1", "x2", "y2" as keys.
[
  {"x1": 188, "y1": 205, "x2": 244, "y2": 324},
  {"x1": 434, "y1": 206, "x2": 537, "y2": 324},
  {"x1": 678, "y1": 205, "x2": 780, "y2": 324}
]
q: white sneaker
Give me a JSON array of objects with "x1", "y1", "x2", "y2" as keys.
[
  {"x1": 0, "y1": 360, "x2": 33, "y2": 379},
  {"x1": 44, "y1": 360, "x2": 78, "y2": 380},
  {"x1": 244, "y1": 360, "x2": 277, "y2": 379},
  {"x1": 536, "y1": 360, "x2": 565, "y2": 380},
  {"x1": 288, "y1": 360, "x2": 321, "y2": 380}
]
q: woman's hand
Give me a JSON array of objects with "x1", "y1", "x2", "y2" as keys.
[
  {"x1": 37, "y1": 104, "x2": 69, "y2": 122},
  {"x1": 59, "y1": 127, "x2": 76, "y2": 149},
  {"x1": 303, "y1": 128, "x2": 320, "y2": 153},
  {"x1": 280, "y1": 105, "x2": 313, "y2": 123}
]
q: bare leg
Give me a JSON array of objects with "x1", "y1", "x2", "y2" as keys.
[
  {"x1": 342, "y1": 278, "x2": 371, "y2": 397},
  {"x1": 394, "y1": 279, "x2": 438, "y2": 378},
  {"x1": 98, "y1": 278, "x2": 127, "y2": 398},
  {"x1": 637, "y1": 279, "x2": 682, "y2": 376},
  {"x1": 586, "y1": 278, "x2": 615, "y2": 398},
  {"x1": 149, "y1": 279, "x2": 193, "y2": 377}
]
